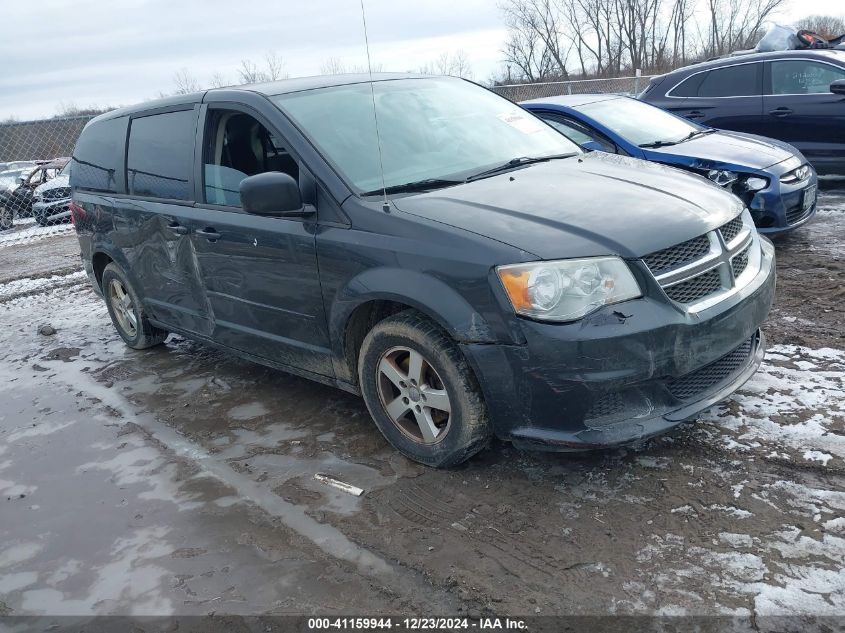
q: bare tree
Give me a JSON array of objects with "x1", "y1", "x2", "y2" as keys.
[
  {"x1": 173, "y1": 67, "x2": 201, "y2": 94},
  {"x1": 209, "y1": 72, "x2": 232, "y2": 88},
  {"x1": 321, "y1": 57, "x2": 348, "y2": 74},
  {"x1": 795, "y1": 14, "x2": 845, "y2": 40},
  {"x1": 237, "y1": 59, "x2": 265, "y2": 84},
  {"x1": 264, "y1": 51, "x2": 288, "y2": 81},
  {"x1": 419, "y1": 51, "x2": 474, "y2": 78}
]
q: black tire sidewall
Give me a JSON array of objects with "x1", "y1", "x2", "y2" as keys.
[{"x1": 359, "y1": 313, "x2": 489, "y2": 467}]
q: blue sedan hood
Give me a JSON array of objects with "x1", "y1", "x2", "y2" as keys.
[{"x1": 648, "y1": 130, "x2": 798, "y2": 170}]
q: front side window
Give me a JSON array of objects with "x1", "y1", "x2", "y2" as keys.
[
  {"x1": 273, "y1": 77, "x2": 580, "y2": 195},
  {"x1": 203, "y1": 110, "x2": 299, "y2": 207},
  {"x1": 697, "y1": 64, "x2": 761, "y2": 97},
  {"x1": 127, "y1": 109, "x2": 196, "y2": 200},
  {"x1": 770, "y1": 60, "x2": 845, "y2": 95},
  {"x1": 574, "y1": 97, "x2": 700, "y2": 147}
]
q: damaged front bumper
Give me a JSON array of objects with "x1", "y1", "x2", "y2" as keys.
[{"x1": 461, "y1": 238, "x2": 776, "y2": 450}]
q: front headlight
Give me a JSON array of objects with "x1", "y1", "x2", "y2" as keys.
[
  {"x1": 708, "y1": 170, "x2": 738, "y2": 186},
  {"x1": 497, "y1": 257, "x2": 642, "y2": 322}
]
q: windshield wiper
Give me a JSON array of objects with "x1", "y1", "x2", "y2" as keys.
[
  {"x1": 360, "y1": 178, "x2": 463, "y2": 196},
  {"x1": 465, "y1": 153, "x2": 577, "y2": 183},
  {"x1": 640, "y1": 128, "x2": 716, "y2": 149}
]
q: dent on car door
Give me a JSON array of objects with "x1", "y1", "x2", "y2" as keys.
[
  {"x1": 191, "y1": 107, "x2": 333, "y2": 377},
  {"x1": 762, "y1": 59, "x2": 845, "y2": 173},
  {"x1": 669, "y1": 63, "x2": 764, "y2": 134},
  {"x1": 121, "y1": 107, "x2": 212, "y2": 336}
]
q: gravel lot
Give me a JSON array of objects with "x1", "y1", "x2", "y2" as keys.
[{"x1": 0, "y1": 188, "x2": 843, "y2": 623}]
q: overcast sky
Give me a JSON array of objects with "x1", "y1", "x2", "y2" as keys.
[{"x1": 0, "y1": 0, "x2": 842, "y2": 121}]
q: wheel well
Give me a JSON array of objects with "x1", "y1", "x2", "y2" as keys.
[
  {"x1": 343, "y1": 300, "x2": 414, "y2": 385},
  {"x1": 92, "y1": 252, "x2": 113, "y2": 290}
]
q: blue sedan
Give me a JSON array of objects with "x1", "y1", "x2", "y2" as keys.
[{"x1": 522, "y1": 94, "x2": 818, "y2": 236}]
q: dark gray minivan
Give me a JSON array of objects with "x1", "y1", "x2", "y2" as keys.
[{"x1": 71, "y1": 74, "x2": 776, "y2": 467}]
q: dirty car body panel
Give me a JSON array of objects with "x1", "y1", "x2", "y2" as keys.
[{"x1": 71, "y1": 74, "x2": 775, "y2": 458}]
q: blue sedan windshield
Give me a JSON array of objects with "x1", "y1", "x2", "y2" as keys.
[
  {"x1": 577, "y1": 97, "x2": 702, "y2": 147},
  {"x1": 274, "y1": 77, "x2": 580, "y2": 194}
]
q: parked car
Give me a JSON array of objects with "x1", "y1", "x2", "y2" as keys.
[
  {"x1": 71, "y1": 74, "x2": 775, "y2": 467},
  {"x1": 0, "y1": 168, "x2": 32, "y2": 230},
  {"x1": 32, "y1": 160, "x2": 72, "y2": 226},
  {"x1": 522, "y1": 94, "x2": 818, "y2": 235},
  {"x1": 0, "y1": 158, "x2": 69, "y2": 223},
  {"x1": 640, "y1": 49, "x2": 845, "y2": 175}
]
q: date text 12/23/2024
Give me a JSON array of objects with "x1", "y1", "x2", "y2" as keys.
[{"x1": 308, "y1": 618, "x2": 528, "y2": 630}]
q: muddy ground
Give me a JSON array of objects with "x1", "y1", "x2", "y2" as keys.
[{"x1": 0, "y1": 191, "x2": 843, "y2": 625}]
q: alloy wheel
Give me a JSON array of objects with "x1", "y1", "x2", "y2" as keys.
[
  {"x1": 109, "y1": 279, "x2": 138, "y2": 338},
  {"x1": 376, "y1": 346, "x2": 452, "y2": 444}
]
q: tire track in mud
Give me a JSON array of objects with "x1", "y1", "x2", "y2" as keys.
[{"x1": 12, "y1": 353, "x2": 468, "y2": 612}]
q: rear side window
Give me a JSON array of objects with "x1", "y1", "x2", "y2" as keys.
[
  {"x1": 669, "y1": 73, "x2": 705, "y2": 97},
  {"x1": 71, "y1": 116, "x2": 127, "y2": 193},
  {"x1": 697, "y1": 64, "x2": 761, "y2": 97},
  {"x1": 127, "y1": 109, "x2": 196, "y2": 200}
]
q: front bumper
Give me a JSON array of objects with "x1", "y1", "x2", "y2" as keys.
[
  {"x1": 751, "y1": 174, "x2": 818, "y2": 237},
  {"x1": 461, "y1": 239, "x2": 776, "y2": 450}
]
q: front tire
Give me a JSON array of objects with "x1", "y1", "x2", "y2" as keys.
[
  {"x1": 101, "y1": 263, "x2": 167, "y2": 349},
  {"x1": 358, "y1": 310, "x2": 490, "y2": 468}
]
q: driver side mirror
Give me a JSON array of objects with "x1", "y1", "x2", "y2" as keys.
[
  {"x1": 240, "y1": 172, "x2": 312, "y2": 217},
  {"x1": 831, "y1": 79, "x2": 845, "y2": 95}
]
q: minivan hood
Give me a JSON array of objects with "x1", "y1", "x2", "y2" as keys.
[
  {"x1": 647, "y1": 130, "x2": 797, "y2": 171},
  {"x1": 391, "y1": 152, "x2": 743, "y2": 260}
]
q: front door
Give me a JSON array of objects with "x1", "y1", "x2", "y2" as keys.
[
  {"x1": 190, "y1": 106, "x2": 333, "y2": 377},
  {"x1": 761, "y1": 59, "x2": 845, "y2": 173}
]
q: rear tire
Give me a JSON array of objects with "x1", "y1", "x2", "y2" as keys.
[
  {"x1": 358, "y1": 310, "x2": 490, "y2": 468},
  {"x1": 101, "y1": 262, "x2": 167, "y2": 349}
]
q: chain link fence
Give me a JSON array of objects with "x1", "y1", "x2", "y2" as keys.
[
  {"x1": 0, "y1": 115, "x2": 94, "y2": 231},
  {"x1": 491, "y1": 74, "x2": 655, "y2": 103}
]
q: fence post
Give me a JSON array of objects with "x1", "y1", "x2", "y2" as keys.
[{"x1": 634, "y1": 68, "x2": 642, "y2": 95}]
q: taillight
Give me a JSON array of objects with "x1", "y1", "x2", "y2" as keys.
[{"x1": 69, "y1": 201, "x2": 85, "y2": 227}]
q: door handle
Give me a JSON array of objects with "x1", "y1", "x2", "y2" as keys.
[
  {"x1": 769, "y1": 107, "x2": 794, "y2": 117},
  {"x1": 167, "y1": 223, "x2": 189, "y2": 235},
  {"x1": 196, "y1": 227, "x2": 221, "y2": 241},
  {"x1": 685, "y1": 110, "x2": 705, "y2": 119}
]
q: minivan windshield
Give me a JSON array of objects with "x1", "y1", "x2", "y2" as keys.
[
  {"x1": 576, "y1": 97, "x2": 706, "y2": 148},
  {"x1": 274, "y1": 77, "x2": 580, "y2": 194}
]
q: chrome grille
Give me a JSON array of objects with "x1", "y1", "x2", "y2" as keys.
[
  {"x1": 642, "y1": 235, "x2": 710, "y2": 275},
  {"x1": 664, "y1": 268, "x2": 721, "y2": 303},
  {"x1": 719, "y1": 216, "x2": 743, "y2": 244},
  {"x1": 42, "y1": 187, "x2": 71, "y2": 201},
  {"x1": 668, "y1": 335, "x2": 755, "y2": 401},
  {"x1": 642, "y1": 211, "x2": 758, "y2": 311},
  {"x1": 732, "y1": 246, "x2": 750, "y2": 278}
]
